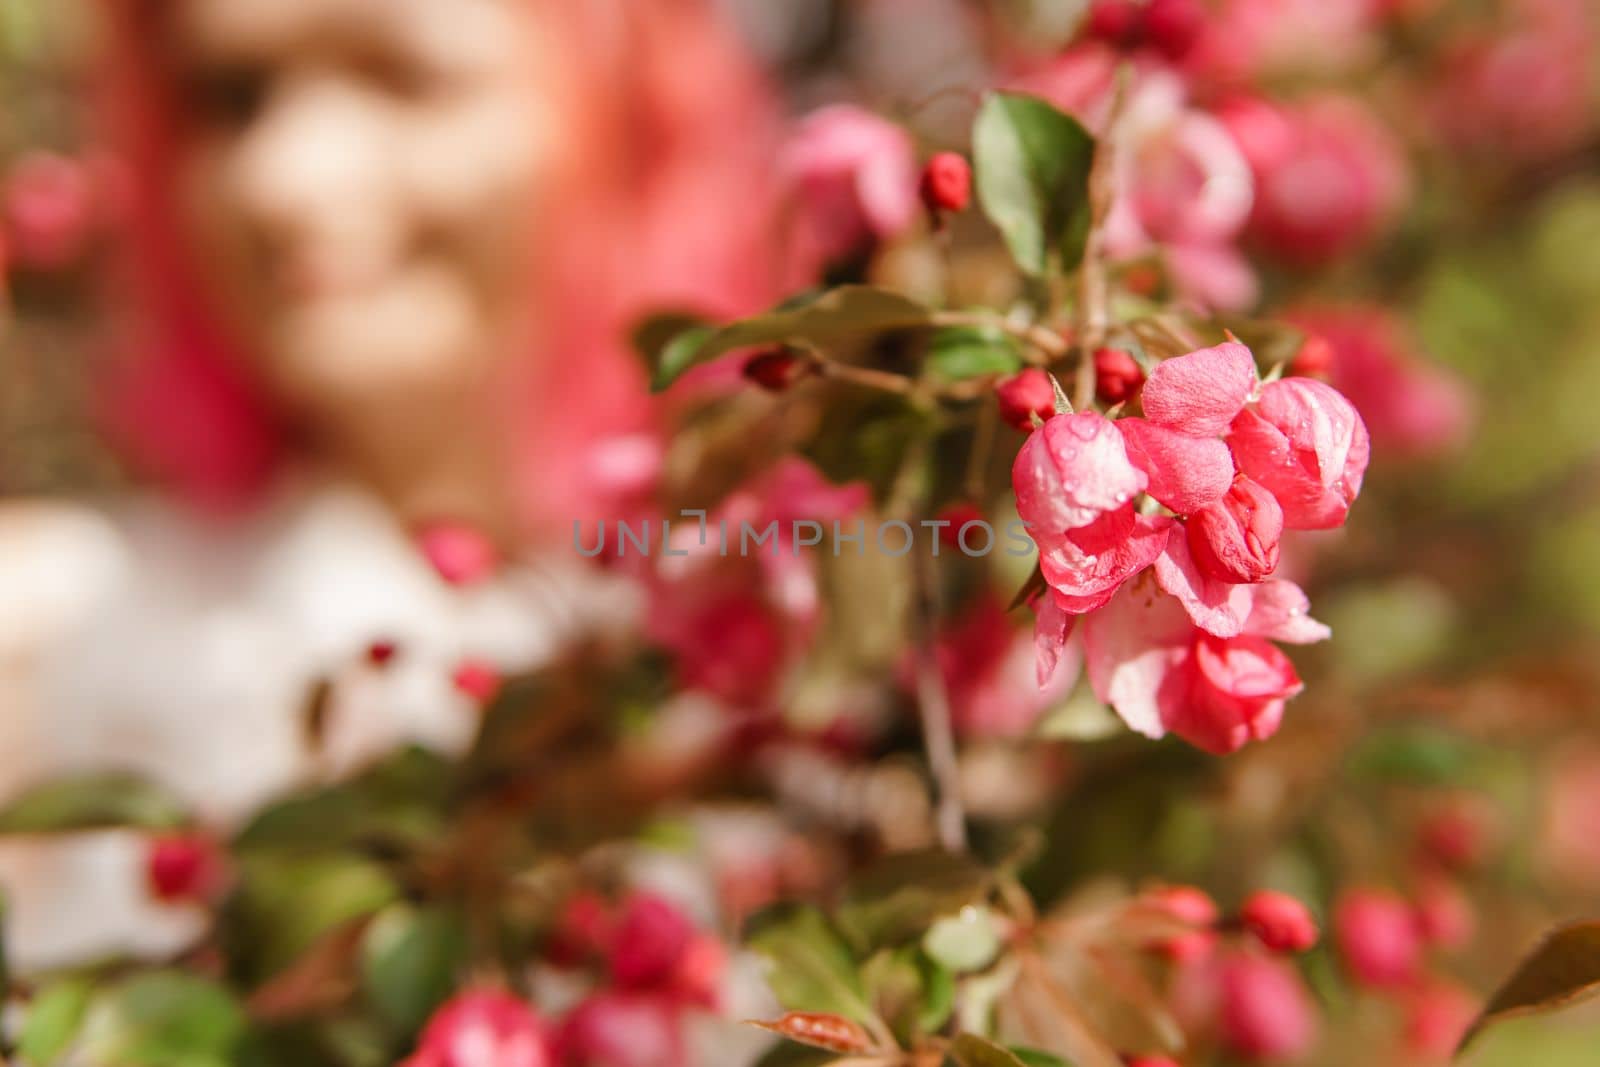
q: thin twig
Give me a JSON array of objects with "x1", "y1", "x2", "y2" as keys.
[
  {"x1": 817, "y1": 361, "x2": 917, "y2": 395},
  {"x1": 1073, "y1": 64, "x2": 1134, "y2": 410},
  {"x1": 914, "y1": 547, "x2": 967, "y2": 854},
  {"x1": 892, "y1": 432, "x2": 968, "y2": 854}
]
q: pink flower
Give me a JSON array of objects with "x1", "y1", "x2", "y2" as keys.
[
  {"x1": 1334, "y1": 887, "x2": 1423, "y2": 989},
  {"x1": 403, "y1": 991, "x2": 551, "y2": 1067},
  {"x1": 1216, "y1": 952, "x2": 1319, "y2": 1062},
  {"x1": 1186, "y1": 0, "x2": 1383, "y2": 85},
  {"x1": 1287, "y1": 306, "x2": 1471, "y2": 458},
  {"x1": 1187, "y1": 475, "x2": 1284, "y2": 585},
  {"x1": 1228, "y1": 378, "x2": 1371, "y2": 530},
  {"x1": 1427, "y1": 0, "x2": 1596, "y2": 163},
  {"x1": 1240, "y1": 890, "x2": 1319, "y2": 953},
  {"x1": 780, "y1": 105, "x2": 917, "y2": 264},
  {"x1": 608, "y1": 893, "x2": 694, "y2": 991},
  {"x1": 1218, "y1": 94, "x2": 1408, "y2": 267},
  {"x1": 557, "y1": 992, "x2": 684, "y2": 1067},
  {"x1": 1081, "y1": 578, "x2": 1317, "y2": 753}
]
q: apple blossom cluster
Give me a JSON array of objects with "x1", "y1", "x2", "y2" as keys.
[
  {"x1": 1013, "y1": 341, "x2": 1369, "y2": 754},
  {"x1": 401, "y1": 892, "x2": 724, "y2": 1067}
]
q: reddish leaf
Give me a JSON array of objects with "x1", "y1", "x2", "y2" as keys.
[
  {"x1": 1458, "y1": 920, "x2": 1600, "y2": 1054},
  {"x1": 750, "y1": 1011, "x2": 878, "y2": 1054}
]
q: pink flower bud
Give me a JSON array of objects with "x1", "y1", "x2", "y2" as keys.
[
  {"x1": 3, "y1": 151, "x2": 95, "y2": 270},
  {"x1": 1127, "y1": 1057, "x2": 1183, "y2": 1067},
  {"x1": 1217, "y1": 953, "x2": 1319, "y2": 1062},
  {"x1": 668, "y1": 934, "x2": 728, "y2": 1010},
  {"x1": 546, "y1": 892, "x2": 615, "y2": 968},
  {"x1": 996, "y1": 368, "x2": 1058, "y2": 432},
  {"x1": 1411, "y1": 878, "x2": 1474, "y2": 950},
  {"x1": 1012, "y1": 411, "x2": 1147, "y2": 533},
  {"x1": 609, "y1": 893, "x2": 694, "y2": 990},
  {"x1": 1086, "y1": 0, "x2": 1144, "y2": 47},
  {"x1": 1240, "y1": 890, "x2": 1319, "y2": 953},
  {"x1": 1335, "y1": 887, "x2": 1423, "y2": 989},
  {"x1": 452, "y1": 659, "x2": 502, "y2": 705},
  {"x1": 1416, "y1": 796, "x2": 1497, "y2": 872},
  {"x1": 1175, "y1": 634, "x2": 1302, "y2": 755},
  {"x1": 1228, "y1": 378, "x2": 1370, "y2": 530},
  {"x1": 919, "y1": 152, "x2": 972, "y2": 215},
  {"x1": 403, "y1": 990, "x2": 551, "y2": 1067},
  {"x1": 743, "y1": 348, "x2": 815, "y2": 392},
  {"x1": 1148, "y1": 885, "x2": 1221, "y2": 926},
  {"x1": 146, "y1": 834, "x2": 224, "y2": 904},
  {"x1": 557, "y1": 992, "x2": 683, "y2": 1067},
  {"x1": 1094, "y1": 347, "x2": 1145, "y2": 405},
  {"x1": 1186, "y1": 475, "x2": 1284, "y2": 584},
  {"x1": 417, "y1": 522, "x2": 499, "y2": 586}
]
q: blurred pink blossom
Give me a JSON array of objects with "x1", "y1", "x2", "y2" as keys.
[
  {"x1": 403, "y1": 990, "x2": 552, "y2": 1067},
  {"x1": 1218, "y1": 95, "x2": 1408, "y2": 267},
  {"x1": 780, "y1": 105, "x2": 918, "y2": 266},
  {"x1": 1288, "y1": 306, "x2": 1472, "y2": 458}
]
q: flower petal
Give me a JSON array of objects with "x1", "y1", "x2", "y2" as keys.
[
  {"x1": 1154, "y1": 524, "x2": 1255, "y2": 637},
  {"x1": 1244, "y1": 580, "x2": 1332, "y2": 645},
  {"x1": 1083, "y1": 582, "x2": 1195, "y2": 740},
  {"x1": 1039, "y1": 507, "x2": 1172, "y2": 606},
  {"x1": 1141, "y1": 342, "x2": 1257, "y2": 436},
  {"x1": 1118, "y1": 417, "x2": 1236, "y2": 515}
]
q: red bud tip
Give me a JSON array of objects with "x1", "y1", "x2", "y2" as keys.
[
  {"x1": 1093, "y1": 347, "x2": 1146, "y2": 405},
  {"x1": 365, "y1": 639, "x2": 399, "y2": 668},
  {"x1": 742, "y1": 348, "x2": 814, "y2": 392},
  {"x1": 996, "y1": 368, "x2": 1057, "y2": 432},
  {"x1": 1239, "y1": 889, "x2": 1319, "y2": 953},
  {"x1": 919, "y1": 151, "x2": 972, "y2": 216},
  {"x1": 452, "y1": 659, "x2": 502, "y2": 704}
]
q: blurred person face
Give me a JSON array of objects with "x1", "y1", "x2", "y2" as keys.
[{"x1": 169, "y1": 0, "x2": 562, "y2": 422}]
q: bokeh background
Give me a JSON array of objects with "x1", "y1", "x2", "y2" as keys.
[{"x1": 2, "y1": 1, "x2": 1600, "y2": 1064}]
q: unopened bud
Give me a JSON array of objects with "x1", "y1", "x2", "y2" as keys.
[
  {"x1": 919, "y1": 151, "x2": 972, "y2": 215},
  {"x1": 996, "y1": 368, "x2": 1057, "y2": 431},
  {"x1": 1094, "y1": 347, "x2": 1145, "y2": 405},
  {"x1": 743, "y1": 348, "x2": 815, "y2": 392}
]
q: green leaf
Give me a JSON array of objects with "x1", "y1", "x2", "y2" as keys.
[
  {"x1": 861, "y1": 947, "x2": 955, "y2": 1045},
  {"x1": 360, "y1": 905, "x2": 469, "y2": 1037},
  {"x1": 1010, "y1": 1049, "x2": 1072, "y2": 1067},
  {"x1": 18, "y1": 978, "x2": 94, "y2": 1066},
  {"x1": 0, "y1": 774, "x2": 188, "y2": 834},
  {"x1": 1459, "y1": 920, "x2": 1600, "y2": 1054},
  {"x1": 747, "y1": 906, "x2": 875, "y2": 1025},
  {"x1": 220, "y1": 856, "x2": 399, "y2": 985},
  {"x1": 642, "y1": 286, "x2": 934, "y2": 391},
  {"x1": 233, "y1": 746, "x2": 450, "y2": 853},
  {"x1": 836, "y1": 850, "x2": 992, "y2": 953},
  {"x1": 90, "y1": 972, "x2": 246, "y2": 1067},
  {"x1": 950, "y1": 1032, "x2": 1030, "y2": 1067},
  {"x1": 973, "y1": 92, "x2": 1095, "y2": 276},
  {"x1": 927, "y1": 327, "x2": 1023, "y2": 382}
]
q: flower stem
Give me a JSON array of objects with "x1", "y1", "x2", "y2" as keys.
[{"x1": 1073, "y1": 64, "x2": 1134, "y2": 410}]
